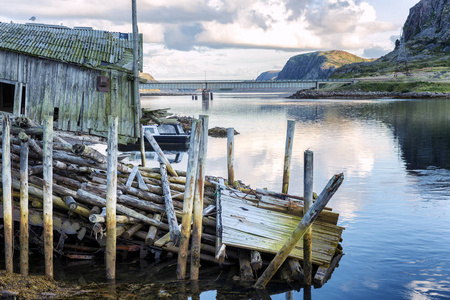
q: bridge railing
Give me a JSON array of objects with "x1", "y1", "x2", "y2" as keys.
[{"x1": 140, "y1": 79, "x2": 354, "y2": 90}]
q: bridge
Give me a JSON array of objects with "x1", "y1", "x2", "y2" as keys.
[{"x1": 140, "y1": 79, "x2": 355, "y2": 92}]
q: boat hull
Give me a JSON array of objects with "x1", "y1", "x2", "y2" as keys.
[{"x1": 118, "y1": 135, "x2": 190, "y2": 151}]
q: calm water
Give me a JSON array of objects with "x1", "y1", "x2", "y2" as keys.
[{"x1": 138, "y1": 93, "x2": 450, "y2": 299}]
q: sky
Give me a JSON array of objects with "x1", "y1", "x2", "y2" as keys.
[{"x1": 0, "y1": 0, "x2": 420, "y2": 80}]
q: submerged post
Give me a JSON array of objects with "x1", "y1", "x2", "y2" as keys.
[
  {"x1": 254, "y1": 173, "x2": 344, "y2": 289},
  {"x1": 191, "y1": 115, "x2": 209, "y2": 280},
  {"x1": 106, "y1": 116, "x2": 118, "y2": 281},
  {"x1": 227, "y1": 128, "x2": 234, "y2": 186},
  {"x1": 2, "y1": 114, "x2": 13, "y2": 273},
  {"x1": 282, "y1": 120, "x2": 295, "y2": 194},
  {"x1": 43, "y1": 116, "x2": 53, "y2": 278},
  {"x1": 177, "y1": 119, "x2": 202, "y2": 279},
  {"x1": 303, "y1": 150, "x2": 314, "y2": 285},
  {"x1": 19, "y1": 132, "x2": 30, "y2": 276}
]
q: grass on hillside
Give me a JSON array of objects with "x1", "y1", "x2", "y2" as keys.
[{"x1": 336, "y1": 81, "x2": 450, "y2": 93}]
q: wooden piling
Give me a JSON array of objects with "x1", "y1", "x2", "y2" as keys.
[
  {"x1": 215, "y1": 178, "x2": 224, "y2": 261},
  {"x1": 227, "y1": 128, "x2": 234, "y2": 186},
  {"x1": 303, "y1": 150, "x2": 313, "y2": 285},
  {"x1": 2, "y1": 114, "x2": 13, "y2": 273},
  {"x1": 190, "y1": 115, "x2": 209, "y2": 280},
  {"x1": 177, "y1": 119, "x2": 202, "y2": 279},
  {"x1": 19, "y1": 133, "x2": 29, "y2": 276},
  {"x1": 106, "y1": 116, "x2": 118, "y2": 281},
  {"x1": 160, "y1": 163, "x2": 180, "y2": 244},
  {"x1": 43, "y1": 115, "x2": 53, "y2": 278},
  {"x1": 254, "y1": 173, "x2": 344, "y2": 289},
  {"x1": 282, "y1": 120, "x2": 295, "y2": 194},
  {"x1": 139, "y1": 125, "x2": 146, "y2": 167}
]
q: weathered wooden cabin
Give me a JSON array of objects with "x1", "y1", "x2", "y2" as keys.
[{"x1": 0, "y1": 22, "x2": 143, "y2": 142}]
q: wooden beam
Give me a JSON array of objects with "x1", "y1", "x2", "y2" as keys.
[
  {"x1": 160, "y1": 163, "x2": 180, "y2": 245},
  {"x1": 144, "y1": 130, "x2": 178, "y2": 177},
  {"x1": 254, "y1": 173, "x2": 344, "y2": 289}
]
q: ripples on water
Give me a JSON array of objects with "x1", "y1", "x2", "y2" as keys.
[{"x1": 138, "y1": 94, "x2": 450, "y2": 299}]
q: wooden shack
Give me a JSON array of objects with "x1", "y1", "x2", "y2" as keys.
[{"x1": 0, "y1": 22, "x2": 143, "y2": 142}]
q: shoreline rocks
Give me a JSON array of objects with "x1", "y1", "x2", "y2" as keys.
[{"x1": 288, "y1": 90, "x2": 450, "y2": 99}]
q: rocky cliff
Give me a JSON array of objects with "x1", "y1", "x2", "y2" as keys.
[
  {"x1": 333, "y1": 0, "x2": 449, "y2": 78},
  {"x1": 256, "y1": 70, "x2": 280, "y2": 81},
  {"x1": 403, "y1": 0, "x2": 449, "y2": 52},
  {"x1": 275, "y1": 50, "x2": 372, "y2": 80}
]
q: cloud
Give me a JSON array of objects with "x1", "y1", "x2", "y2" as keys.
[
  {"x1": 164, "y1": 23, "x2": 204, "y2": 51},
  {"x1": 363, "y1": 46, "x2": 390, "y2": 58}
]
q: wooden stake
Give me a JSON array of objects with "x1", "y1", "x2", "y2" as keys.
[
  {"x1": 43, "y1": 115, "x2": 53, "y2": 278},
  {"x1": 215, "y1": 178, "x2": 224, "y2": 260},
  {"x1": 144, "y1": 131, "x2": 178, "y2": 177},
  {"x1": 19, "y1": 133, "x2": 29, "y2": 276},
  {"x1": 282, "y1": 120, "x2": 295, "y2": 194},
  {"x1": 303, "y1": 150, "x2": 313, "y2": 285},
  {"x1": 227, "y1": 128, "x2": 234, "y2": 186},
  {"x1": 2, "y1": 114, "x2": 13, "y2": 273},
  {"x1": 160, "y1": 163, "x2": 180, "y2": 245},
  {"x1": 190, "y1": 115, "x2": 209, "y2": 280},
  {"x1": 177, "y1": 119, "x2": 202, "y2": 279},
  {"x1": 106, "y1": 116, "x2": 118, "y2": 281},
  {"x1": 254, "y1": 173, "x2": 344, "y2": 289}
]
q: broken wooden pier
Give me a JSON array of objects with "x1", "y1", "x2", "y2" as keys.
[{"x1": 0, "y1": 115, "x2": 345, "y2": 288}]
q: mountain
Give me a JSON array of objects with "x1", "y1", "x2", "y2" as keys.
[
  {"x1": 332, "y1": 0, "x2": 449, "y2": 78},
  {"x1": 275, "y1": 50, "x2": 373, "y2": 80},
  {"x1": 139, "y1": 72, "x2": 156, "y2": 82},
  {"x1": 256, "y1": 70, "x2": 280, "y2": 81},
  {"x1": 403, "y1": 0, "x2": 449, "y2": 52}
]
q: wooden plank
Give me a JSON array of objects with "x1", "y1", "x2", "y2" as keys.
[
  {"x1": 221, "y1": 194, "x2": 343, "y2": 266},
  {"x1": 313, "y1": 253, "x2": 344, "y2": 287},
  {"x1": 254, "y1": 173, "x2": 344, "y2": 289}
]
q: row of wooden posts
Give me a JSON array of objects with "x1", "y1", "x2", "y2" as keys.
[{"x1": 1, "y1": 112, "x2": 343, "y2": 289}]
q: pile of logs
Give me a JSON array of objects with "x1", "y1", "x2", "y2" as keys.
[{"x1": 0, "y1": 115, "x2": 344, "y2": 288}]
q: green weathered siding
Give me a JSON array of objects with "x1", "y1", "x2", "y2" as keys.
[{"x1": 0, "y1": 49, "x2": 138, "y2": 141}]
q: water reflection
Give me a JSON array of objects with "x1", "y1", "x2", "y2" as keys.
[{"x1": 136, "y1": 95, "x2": 450, "y2": 300}]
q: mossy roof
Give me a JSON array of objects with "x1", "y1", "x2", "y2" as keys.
[{"x1": 0, "y1": 22, "x2": 142, "y2": 73}]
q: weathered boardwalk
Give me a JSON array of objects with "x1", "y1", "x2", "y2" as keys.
[{"x1": 221, "y1": 191, "x2": 344, "y2": 266}]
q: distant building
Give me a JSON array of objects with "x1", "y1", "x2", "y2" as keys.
[{"x1": 0, "y1": 22, "x2": 143, "y2": 142}]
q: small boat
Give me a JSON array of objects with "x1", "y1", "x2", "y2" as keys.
[{"x1": 118, "y1": 123, "x2": 190, "y2": 151}]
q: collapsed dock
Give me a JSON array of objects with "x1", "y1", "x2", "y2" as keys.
[{"x1": 0, "y1": 114, "x2": 345, "y2": 289}]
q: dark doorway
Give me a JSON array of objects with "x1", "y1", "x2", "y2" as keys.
[{"x1": 0, "y1": 81, "x2": 15, "y2": 113}]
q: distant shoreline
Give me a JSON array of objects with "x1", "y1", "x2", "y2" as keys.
[{"x1": 288, "y1": 90, "x2": 450, "y2": 99}]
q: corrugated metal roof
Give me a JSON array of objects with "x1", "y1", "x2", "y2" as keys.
[{"x1": 0, "y1": 22, "x2": 142, "y2": 72}]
